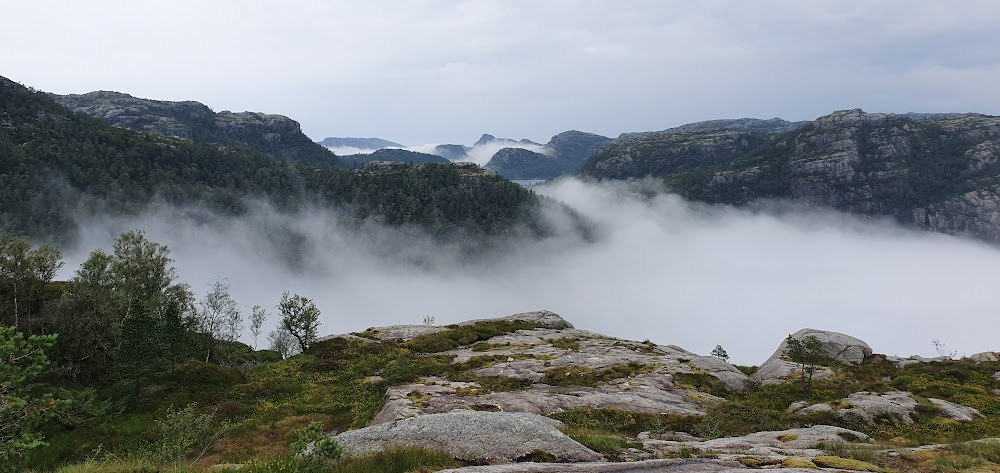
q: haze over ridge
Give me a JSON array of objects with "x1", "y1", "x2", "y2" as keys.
[{"x1": 59, "y1": 178, "x2": 1000, "y2": 365}]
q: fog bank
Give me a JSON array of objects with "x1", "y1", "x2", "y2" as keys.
[{"x1": 61, "y1": 178, "x2": 1000, "y2": 365}]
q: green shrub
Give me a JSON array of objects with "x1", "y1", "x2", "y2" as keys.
[
  {"x1": 547, "y1": 338, "x2": 580, "y2": 351},
  {"x1": 549, "y1": 408, "x2": 696, "y2": 436},
  {"x1": 561, "y1": 427, "x2": 634, "y2": 459},
  {"x1": 289, "y1": 422, "x2": 343, "y2": 464},
  {"x1": 152, "y1": 403, "x2": 225, "y2": 463},
  {"x1": 673, "y1": 372, "x2": 729, "y2": 397},
  {"x1": 229, "y1": 446, "x2": 456, "y2": 473}
]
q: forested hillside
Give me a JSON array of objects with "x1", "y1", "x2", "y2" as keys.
[{"x1": 0, "y1": 77, "x2": 555, "y2": 244}]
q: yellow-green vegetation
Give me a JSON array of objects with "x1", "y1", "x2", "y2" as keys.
[
  {"x1": 781, "y1": 458, "x2": 817, "y2": 468},
  {"x1": 561, "y1": 427, "x2": 637, "y2": 460},
  {"x1": 211, "y1": 446, "x2": 458, "y2": 473},
  {"x1": 547, "y1": 337, "x2": 581, "y2": 351},
  {"x1": 887, "y1": 440, "x2": 1000, "y2": 473},
  {"x1": 403, "y1": 320, "x2": 546, "y2": 353},
  {"x1": 808, "y1": 441, "x2": 878, "y2": 463},
  {"x1": 539, "y1": 362, "x2": 656, "y2": 387},
  {"x1": 53, "y1": 459, "x2": 198, "y2": 473},
  {"x1": 406, "y1": 391, "x2": 433, "y2": 407},
  {"x1": 812, "y1": 455, "x2": 883, "y2": 472},
  {"x1": 673, "y1": 372, "x2": 730, "y2": 397},
  {"x1": 470, "y1": 341, "x2": 511, "y2": 351},
  {"x1": 777, "y1": 433, "x2": 798, "y2": 442},
  {"x1": 551, "y1": 408, "x2": 697, "y2": 436}
]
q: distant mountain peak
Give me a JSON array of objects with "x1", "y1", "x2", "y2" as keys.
[{"x1": 475, "y1": 134, "x2": 497, "y2": 146}]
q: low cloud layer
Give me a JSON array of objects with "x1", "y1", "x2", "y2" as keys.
[{"x1": 61, "y1": 179, "x2": 1000, "y2": 365}]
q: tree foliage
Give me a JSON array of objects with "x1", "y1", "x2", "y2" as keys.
[
  {"x1": 0, "y1": 326, "x2": 59, "y2": 469},
  {"x1": 782, "y1": 335, "x2": 829, "y2": 396},
  {"x1": 0, "y1": 234, "x2": 63, "y2": 333},
  {"x1": 278, "y1": 292, "x2": 321, "y2": 353},
  {"x1": 195, "y1": 279, "x2": 242, "y2": 362},
  {"x1": 0, "y1": 76, "x2": 549, "y2": 245}
]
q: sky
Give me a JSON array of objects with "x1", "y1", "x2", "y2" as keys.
[{"x1": 3, "y1": 0, "x2": 1000, "y2": 145}]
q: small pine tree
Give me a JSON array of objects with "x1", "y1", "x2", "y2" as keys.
[
  {"x1": 782, "y1": 335, "x2": 828, "y2": 396},
  {"x1": 711, "y1": 344, "x2": 729, "y2": 362}
]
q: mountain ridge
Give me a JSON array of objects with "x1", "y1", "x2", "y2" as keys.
[{"x1": 583, "y1": 108, "x2": 1000, "y2": 243}]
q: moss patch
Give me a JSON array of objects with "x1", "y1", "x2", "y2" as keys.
[
  {"x1": 539, "y1": 362, "x2": 655, "y2": 387},
  {"x1": 812, "y1": 455, "x2": 882, "y2": 472},
  {"x1": 780, "y1": 458, "x2": 817, "y2": 468}
]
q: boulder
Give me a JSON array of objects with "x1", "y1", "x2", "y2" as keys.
[
  {"x1": 968, "y1": 351, "x2": 1000, "y2": 363},
  {"x1": 639, "y1": 424, "x2": 870, "y2": 457},
  {"x1": 930, "y1": 398, "x2": 982, "y2": 422},
  {"x1": 792, "y1": 391, "x2": 918, "y2": 425},
  {"x1": 886, "y1": 355, "x2": 950, "y2": 368},
  {"x1": 751, "y1": 329, "x2": 871, "y2": 385},
  {"x1": 334, "y1": 411, "x2": 603, "y2": 463}
]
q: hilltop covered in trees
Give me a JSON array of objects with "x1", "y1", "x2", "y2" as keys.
[{"x1": 0, "y1": 76, "x2": 569, "y2": 245}]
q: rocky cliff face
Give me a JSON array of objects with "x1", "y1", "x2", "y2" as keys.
[
  {"x1": 620, "y1": 117, "x2": 809, "y2": 139},
  {"x1": 581, "y1": 130, "x2": 769, "y2": 180},
  {"x1": 486, "y1": 148, "x2": 557, "y2": 179},
  {"x1": 585, "y1": 109, "x2": 1000, "y2": 242},
  {"x1": 53, "y1": 91, "x2": 340, "y2": 165}
]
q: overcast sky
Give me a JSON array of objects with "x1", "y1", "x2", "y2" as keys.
[{"x1": 4, "y1": 1, "x2": 1000, "y2": 144}]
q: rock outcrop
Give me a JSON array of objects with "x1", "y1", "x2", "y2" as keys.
[
  {"x1": 304, "y1": 310, "x2": 1000, "y2": 471},
  {"x1": 437, "y1": 460, "x2": 823, "y2": 472},
  {"x1": 930, "y1": 398, "x2": 983, "y2": 422},
  {"x1": 434, "y1": 424, "x2": 871, "y2": 472},
  {"x1": 789, "y1": 391, "x2": 982, "y2": 425},
  {"x1": 639, "y1": 424, "x2": 870, "y2": 457},
  {"x1": 53, "y1": 91, "x2": 340, "y2": 165},
  {"x1": 334, "y1": 411, "x2": 603, "y2": 463},
  {"x1": 371, "y1": 320, "x2": 752, "y2": 424},
  {"x1": 751, "y1": 329, "x2": 871, "y2": 385}
]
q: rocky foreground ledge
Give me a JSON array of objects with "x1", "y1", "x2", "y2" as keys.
[{"x1": 308, "y1": 311, "x2": 1000, "y2": 472}]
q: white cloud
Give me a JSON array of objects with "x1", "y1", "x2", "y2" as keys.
[{"x1": 60, "y1": 179, "x2": 1000, "y2": 365}]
